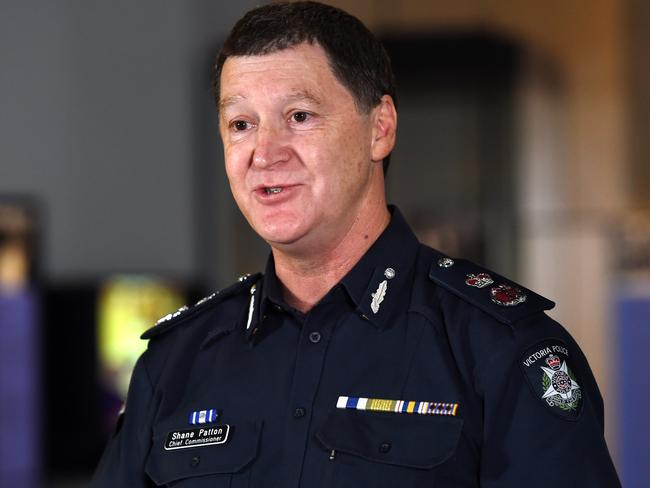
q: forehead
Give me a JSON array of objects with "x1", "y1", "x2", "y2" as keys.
[{"x1": 219, "y1": 43, "x2": 353, "y2": 106}]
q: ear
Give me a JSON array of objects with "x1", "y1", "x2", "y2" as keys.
[{"x1": 370, "y1": 95, "x2": 397, "y2": 163}]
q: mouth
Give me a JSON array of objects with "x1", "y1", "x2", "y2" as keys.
[
  {"x1": 253, "y1": 184, "x2": 299, "y2": 202},
  {"x1": 254, "y1": 184, "x2": 296, "y2": 195}
]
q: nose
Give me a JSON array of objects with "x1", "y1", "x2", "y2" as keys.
[{"x1": 252, "y1": 125, "x2": 291, "y2": 168}]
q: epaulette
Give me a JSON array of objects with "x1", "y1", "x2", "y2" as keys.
[
  {"x1": 141, "y1": 273, "x2": 262, "y2": 340},
  {"x1": 427, "y1": 250, "x2": 554, "y2": 325}
]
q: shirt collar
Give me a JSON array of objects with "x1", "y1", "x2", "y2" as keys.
[
  {"x1": 244, "y1": 257, "x2": 292, "y2": 341},
  {"x1": 245, "y1": 206, "x2": 420, "y2": 340},
  {"x1": 339, "y1": 206, "x2": 420, "y2": 328}
]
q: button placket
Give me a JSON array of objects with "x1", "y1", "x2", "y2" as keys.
[
  {"x1": 379, "y1": 442, "x2": 391, "y2": 453},
  {"x1": 293, "y1": 407, "x2": 306, "y2": 418},
  {"x1": 284, "y1": 310, "x2": 336, "y2": 487}
]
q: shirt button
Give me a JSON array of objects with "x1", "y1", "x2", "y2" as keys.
[
  {"x1": 191, "y1": 455, "x2": 201, "y2": 467},
  {"x1": 309, "y1": 331, "x2": 321, "y2": 344},
  {"x1": 293, "y1": 407, "x2": 306, "y2": 418},
  {"x1": 379, "y1": 442, "x2": 391, "y2": 453}
]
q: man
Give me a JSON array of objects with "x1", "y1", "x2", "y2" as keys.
[{"x1": 92, "y1": 2, "x2": 621, "y2": 486}]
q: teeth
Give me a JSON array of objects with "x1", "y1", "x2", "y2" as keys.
[{"x1": 265, "y1": 187, "x2": 282, "y2": 194}]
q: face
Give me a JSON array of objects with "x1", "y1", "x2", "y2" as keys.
[{"x1": 219, "y1": 43, "x2": 385, "y2": 255}]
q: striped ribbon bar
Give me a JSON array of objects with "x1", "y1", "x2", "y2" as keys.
[
  {"x1": 188, "y1": 408, "x2": 218, "y2": 425},
  {"x1": 336, "y1": 396, "x2": 458, "y2": 416}
]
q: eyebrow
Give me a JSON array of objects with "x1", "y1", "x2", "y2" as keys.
[
  {"x1": 219, "y1": 95, "x2": 246, "y2": 112},
  {"x1": 218, "y1": 90, "x2": 322, "y2": 112},
  {"x1": 284, "y1": 90, "x2": 322, "y2": 106}
]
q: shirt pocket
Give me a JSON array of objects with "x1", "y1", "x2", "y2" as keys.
[
  {"x1": 144, "y1": 414, "x2": 262, "y2": 487},
  {"x1": 316, "y1": 409, "x2": 463, "y2": 487}
]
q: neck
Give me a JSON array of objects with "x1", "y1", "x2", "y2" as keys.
[{"x1": 272, "y1": 201, "x2": 390, "y2": 313}]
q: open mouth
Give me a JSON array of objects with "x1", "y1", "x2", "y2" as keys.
[{"x1": 255, "y1": 184, "x2": 299, "y2": 200}]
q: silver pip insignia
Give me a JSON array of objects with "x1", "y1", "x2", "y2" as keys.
[{"x1": 371, "y1": 280, "x2": 388, "y2": 314}]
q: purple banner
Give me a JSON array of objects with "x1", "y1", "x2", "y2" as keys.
[{"x1": 0, "y1": 290, "x2": 40, "y2": 488}]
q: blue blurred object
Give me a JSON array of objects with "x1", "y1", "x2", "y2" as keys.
[
  {"x1": 0, "y1": 289, "x2": 40, "y2": 488},
  {"x1": 616, "y1": 284, "x2": 650, "y2": 488}
]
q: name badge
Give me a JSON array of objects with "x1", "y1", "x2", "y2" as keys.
[{"x1": 164, "y1": 424, "x2": 230, "y2": 450}]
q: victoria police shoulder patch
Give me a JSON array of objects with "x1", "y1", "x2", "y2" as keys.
[{"x1": 520, "y1": 339, "x2": 583, "y2": 420}]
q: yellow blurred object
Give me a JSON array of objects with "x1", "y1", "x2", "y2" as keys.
[{"x1": 97, "y1": 276, "x2": 185, "y2": 398}]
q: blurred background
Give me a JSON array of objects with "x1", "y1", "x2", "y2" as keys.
[{"x1": 1, "y1": 0, "x2": 649, "y2": 486}]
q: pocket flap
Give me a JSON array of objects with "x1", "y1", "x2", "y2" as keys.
[
  {"x1": 145, "y1": 416, "x2": 262, "y2": 485},
  {"x1": 316, "y1": 409, "x2": 462, "y2": 469}
]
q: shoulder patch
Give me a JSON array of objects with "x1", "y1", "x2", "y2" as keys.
[
  {"x1": 427, "y1": 251, "x2": 554, "y2": 325},
  {"x1": 140, "y1": 273, "x2": 262, "y2": 340},
  {"x1": 520, "y1": 339, "x2": 583, "y2": 420}
]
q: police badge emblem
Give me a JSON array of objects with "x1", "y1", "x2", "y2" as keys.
[
  {"x1": 520, "y1": 340, "x2": 583, "y2": 420},
  {"x1": 540, "y1": 354, "x2": 581, "y2": 411},
  {"x1": 490, "y1": 284, "x2": 527, "y2": 306}
]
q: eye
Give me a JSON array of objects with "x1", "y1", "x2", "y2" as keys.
[
  {"x1": 230, "y1": 120, "x2": 252, "y2": 131},
  {"x1": 290, "y1": 111, "x2": 311, "y2": 123}
]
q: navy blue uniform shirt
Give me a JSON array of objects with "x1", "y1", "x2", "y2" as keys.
[{"x1": 91, "y1": 208, "x2": 620, "y2": 487}]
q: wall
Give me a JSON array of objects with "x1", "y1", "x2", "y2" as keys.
[
  {"x1": 0, "y1": 0, "x2": 257, "y2": 284},
  {"x1": 627, "y1": 0, "x2": 650, "y2": 206}
]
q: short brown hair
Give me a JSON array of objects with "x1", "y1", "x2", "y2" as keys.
[{"x1": 212, "y1": 1, "x2": 395, "y2": 113}]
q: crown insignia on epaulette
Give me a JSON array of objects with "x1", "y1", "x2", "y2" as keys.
[
  {"x1": 427, "y1": 249, "x2": 554, "y2": 325},
  {"x1": 465, "y1": 273, "x2": 494, "y2": 289}
]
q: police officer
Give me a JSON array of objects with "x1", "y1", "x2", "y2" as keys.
[{"x1": 91, "y1": 2, "x2": 621, "y2": 486}]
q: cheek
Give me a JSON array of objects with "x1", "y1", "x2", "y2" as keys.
[
  {"x1": 223, "y1": 159, "x2": 237, "y2": 188},
  {"x1": 332, "y1": 130, "x2": 372, "y2": 179},
  {"x1": 224, "y1": 148, "x2": 247, "y2": 185},
  {"x1": 335, "y1": 117, "x2": 372, "y2": 160}
]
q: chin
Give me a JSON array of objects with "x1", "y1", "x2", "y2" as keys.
[{"x1": 255, "y1": 220, "x2": 307, "y2": 248}]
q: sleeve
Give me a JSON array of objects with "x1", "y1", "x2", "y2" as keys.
[
  {"x1": 476, "y1": 314, "x2": 621, "y2": 487},
  {"x1": 90, "y1": 354, "x2": 156, "y2": 488}
]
